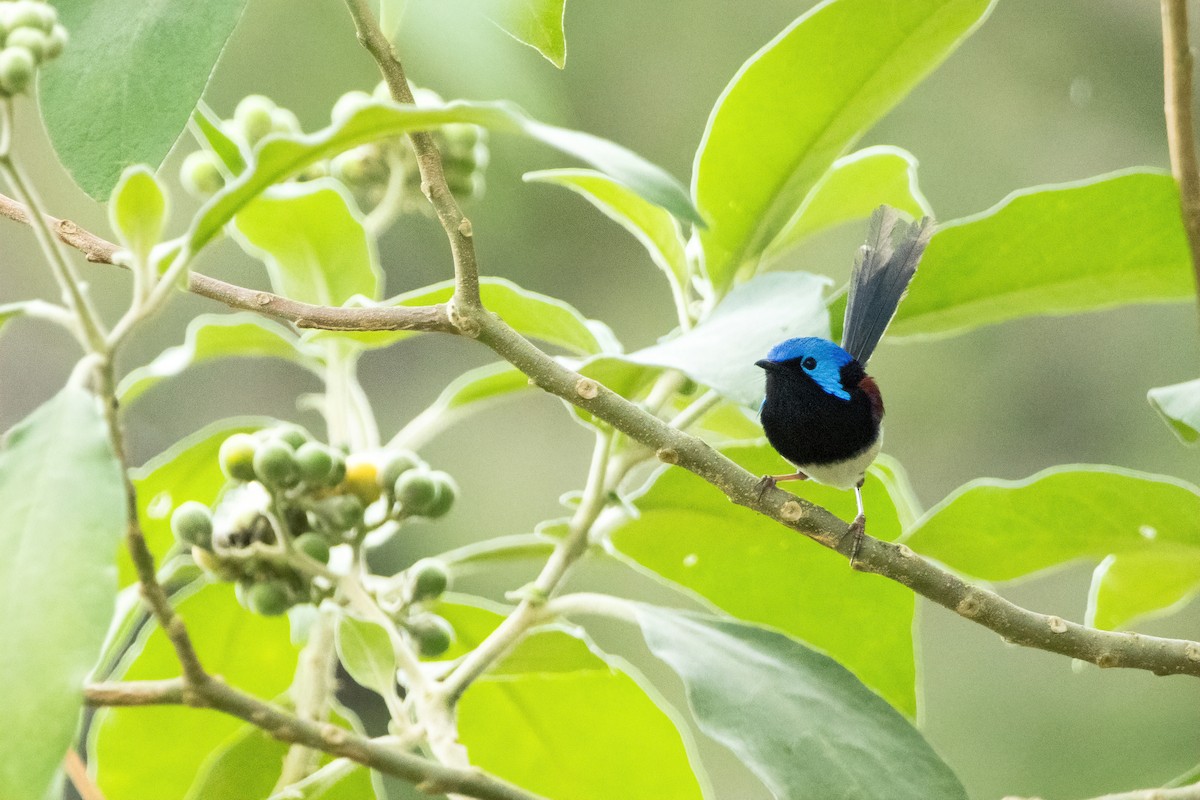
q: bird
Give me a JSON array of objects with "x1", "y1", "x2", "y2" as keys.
[{"x1": 755, "y1": 205, "x2": 933, "y2": 562}]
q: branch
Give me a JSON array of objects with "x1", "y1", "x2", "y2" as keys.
[
  {"x1": 342, "y1": 0, "x2": 482, "y2": 313},
  {"x1": 84, "y1": 679, "x2": 547, "y2": 800},
  {"x1": 1161, "y1": 0, "x2": 1200, "y2": 301},
  {"x1": 0, "y1": 190, "x2": 456, "y2": 334}
]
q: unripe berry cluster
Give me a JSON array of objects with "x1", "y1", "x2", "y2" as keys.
[
  {"x1": 330, "y1": 83, "x2": 489, "y2": 215},
  {"x1": 172, "y1": 424, "x2": 459, "y2": 618},
  {"x1": 179, "y1": 95, "x2": 313, "y2": 199},
  {"x1": 376, "y1": 557, "x2": 455, "y2": 657},
  {"x1": 0, "y1": 1, "x2": 67, "y2": 96}
]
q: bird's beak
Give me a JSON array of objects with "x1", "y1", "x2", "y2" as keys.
[{"x1": 755, "y1": 359, "x2": 774, "y2": 372}]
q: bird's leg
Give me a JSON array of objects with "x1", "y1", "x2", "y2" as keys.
[
  {"x1": 755, "y1": 470, "x2": 808, "y2": 500},
  {"x1": 844, "y1": 479, "x2": 867, "y2": 569}
]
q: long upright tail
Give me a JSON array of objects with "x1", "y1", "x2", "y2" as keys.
[{"x1": 840, "y1": 206, "x2": 934, "y2": 365}]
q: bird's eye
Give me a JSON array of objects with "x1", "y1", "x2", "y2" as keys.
[{"x1": 802, "y1": 357, "x2": 817, "y2": 370}]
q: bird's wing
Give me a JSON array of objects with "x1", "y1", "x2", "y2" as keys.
[{"x1": 841, "y1": 205, "x2": 934, "y2": 365}]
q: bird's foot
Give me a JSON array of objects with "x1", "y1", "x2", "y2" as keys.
[
  {"x1": 843, "y1": 515, "x2": 866, "y2": 570},
  {"x1": 756, "y1": 471, "x2": 808, "y2": 500}
]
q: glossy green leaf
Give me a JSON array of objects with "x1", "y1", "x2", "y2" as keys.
[
  {"x1": 118, "y1": 314, "x2": 321, "y2": 405},
  {"x1": 694, "y1": 0, "x2": 993, "y2": 289},
  {"x1": 232, "y1": 180, "x2": 382, "y2": 306},
  {"x1": 608, "y1": 444, "x2": 917, "y2": 715},
  {"x1": 583, "y1": 271, "x2": 831, "y2": 408},
  {"x1": 767, "y1": 145, "x2": 931, "y2": 258},
  {"x1": 311, "y1": 277, "x2": 618, "y2": 355},
  {"x1": 192, "y1": 102, "x2": 247, "y2": 175},
  {"x1": 185, "y1": 704, "x2": 377, "y2": 800},
  {"x1": 189, "y1": 100, "x2": 699, "y2": 253},
  {"x1": 633, "y1": 606, "x2": 966, "y2": 800},
  {"x1": 1086, "y1": 552, "x2": 1200, "y2": 631},
  {"x1": 0, "y1": 389, "x2": 126, "y2": 800},
  {"x1": 1148, "y1": 378, "x2": 1200, "y2": 445},
  {"x1": 434, "y1": 535, "x2": 557, "y2": 579},
  {"x1": 453, "y1": 601, "x2": 706, "y2": 800},
  {"x1": 391, "y1": 362, "x2": 533, "y2": 451},
  {"x1": 526, "y1": 168, "x2": 689, "y2": 296},
  {"x1": 126, "y1": 419, "x2": 269, "y2": 587},
  {"x1": 40, "y1": 0, "x2": 249, "y2": 199},
  {"x1": 905, "y1": 466, "x2": 1200, "y2": 582},
  {"x1": 93, "y1": 583, "x2": 298, "y2": 800},
  {"x1": 892, "y1": 171, "x2": 1192, "y2": 337},
  {"x1": 110, "y1": 166, "x2": 167, "y2": 264},
  {"x1": 335, "y1": 614, "x2": 397, "y2": 698},
  {"x1": 477, "y1": 0, "x2": 567, "y2": 67}
]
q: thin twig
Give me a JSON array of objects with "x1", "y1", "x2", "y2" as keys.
[
  {"x1": 63, "y1": 749, "x2": 105, "y2": 800},
  {"x1": 440, "y1": 431, "x2": 614, "y2": 702},
  {"x1": 343, "y1": 0, "x2": 483, "y2": 314},
  {"x1": 1161, "y1": 0, "x2": 1200, "y2": 302},
  {"x1": 83, "y1": 679, "x2": 547, "y2": 800}
]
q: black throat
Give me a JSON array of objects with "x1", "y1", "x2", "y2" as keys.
[{"x1": 759, "y1": 360, "x2": 880, "y2": 467}]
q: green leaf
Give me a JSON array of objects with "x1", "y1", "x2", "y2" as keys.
[
  {"x1": 127, "y1": 418, "x2": 270, "y2": 586},
  {"x1": 0, "y1": 388, "x2": 126, "y2": 800},
  {"x1": 476, "y1": 0, "x2": 567, "y2": 67},
  {"x1": 434, "y1": 535, "x2": 558, "y2": 579},
  {"x1": 232, "y1": 180, "x2": 382, "y2": 306},
  {"x1": 892, "y1": 171, "x2": 1192, "y2": 337},
  {"x1": 904, "y1": 466, "x2": 1200, "y2": 582},
  {"x1": 391, "y1": 362, "x2": 534, "y2": 451},
  {"x1": 694, "y1": 0, "x2": 993, "y2": 290},
  {"x1": 189, "y1": 100, "x2": 699, "y2": 253},
  {"x1": 118, "y1": 314, "x2": 321, "y2": 405},
  {"x1": 1148, "y1": 378, "x2": 1200, "y2": 445},
  {"x1": 526, "y1": 168, "x2": 689, "y2": 297},
  {"x1": 767, "y1": 145, "x2": 931, "y2": 258},
  {"x1": 310, "y1": 277, "x2": 618, "y2": 355},
  {"x1": 1086, "y1": 553, "x2": 1200, "y2": 631},
  {"x1": 192, "y1": 102, "x2": 247, "y2": 175},
  {"x1": 185, "y1": 704, "x2": 377, "y2": 800},
  {"x1": 40, "y1": 0, "x2": 249, "y2": 199},
  {"x1": 92, "y1": 583, "x2": 299, "y2": 800},
  {"x1": 450, "y1": 601, "x2": 706, "y2": 800},
  {"x1": 379, "y1": 0, "x2": 406, "y2": 41},
  {"x1": 633, "y1": 606, "x2": 967, "y2": 800},
  {"x1": 110, "y1": 166, "x2": 167, "y2": 264},
  {"x1": 583, "y1": 271, "x2": 830, "y2": 408},
  {"x1": 607, "y1": 444, "x2": 917, "y2": 715},
  {"x1": 335, "y1": 614, "x2": 397, "y2": 698}
]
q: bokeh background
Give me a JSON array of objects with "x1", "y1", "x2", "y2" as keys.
[{"x1": 3, "y1": 0, "x2": 1200, "y2": 798}]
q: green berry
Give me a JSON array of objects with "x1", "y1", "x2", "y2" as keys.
[
  {"x1": 379, "y1": 450, "x2": 420, "y2": 491},
  {"x1": 394, "y1": 469, "x2": 438, "y2": 516},
  {"x1": 332, "y1": 89, "x2": 373, "y2": 126},
  {"x1": 296, "y1": 442, "x2": 336, "y2": 485},
  {"x1": 6, "y1": 24, "x2": 45, "y2": 60},
  {"x1": 326, "y1": 453, "x2": 347, "y2": 486},
  {"x1": 313, "y1": 494, "x2": 364, "y2": 532},
  {"x1": 0, "y1": 45, "x2": 34, "y2": 94},
  {"x1": 424, "y1": 471, "x2": 458, "y2": 518},
  {"x1": 234, "y1": 94, "x2": 276, "y2": 146},
  {"x1": 254, "y1": 439, "x2": 301, "y2": 489},
  {"x1": 246, "y1": 580, "x2": 292, "y2": 616},
  {"x1": 180, "y1": 150, "x2": 225, "y2": 198},
  {"x1": 171, "y1": 501, "x2": 213, "y2": 548},
  {"x1": 219, "y1": 432, "x2": 258, "y2": 482},
  {"x1": 409, "y1": 558, "x2": 448, "y2": 601},
  {"x1": 409, "y1": 613, "x2": 454, "y2": 657},
  {"x1": 271, "y1": 424, "x2": 309, "y2": 450},
  {"x1": 331, "y1": 145, "x2": 385, "y2": 188},
  {"x1": 7, "y1": 2, "x2": 48, "y2": 33},
  {"x1": 44, "y1": 23, "x2": 65, "y2": 59},
  {"x1": 269, "y1": 106, "x2": 301, "y2": 135},
  {"x1": 294, "y1": 532, "x2": 331, "y2": 564}
]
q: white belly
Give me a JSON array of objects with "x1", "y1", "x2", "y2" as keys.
[{"x1": 796, "y1": 433, "x2": 882, "y2": 490}]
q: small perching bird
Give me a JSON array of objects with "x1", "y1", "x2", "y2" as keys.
[{"x1": 755, "y1": 206, "x2": 934, "y2": 560}]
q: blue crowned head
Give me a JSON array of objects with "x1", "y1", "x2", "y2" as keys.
[{"x1": 757, "y1": 337, "x2": 855, "y2": 401}]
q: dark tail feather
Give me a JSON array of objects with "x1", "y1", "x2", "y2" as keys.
[{"x1": 841, "y1": 206, "x2": 934, "y2": 364}]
